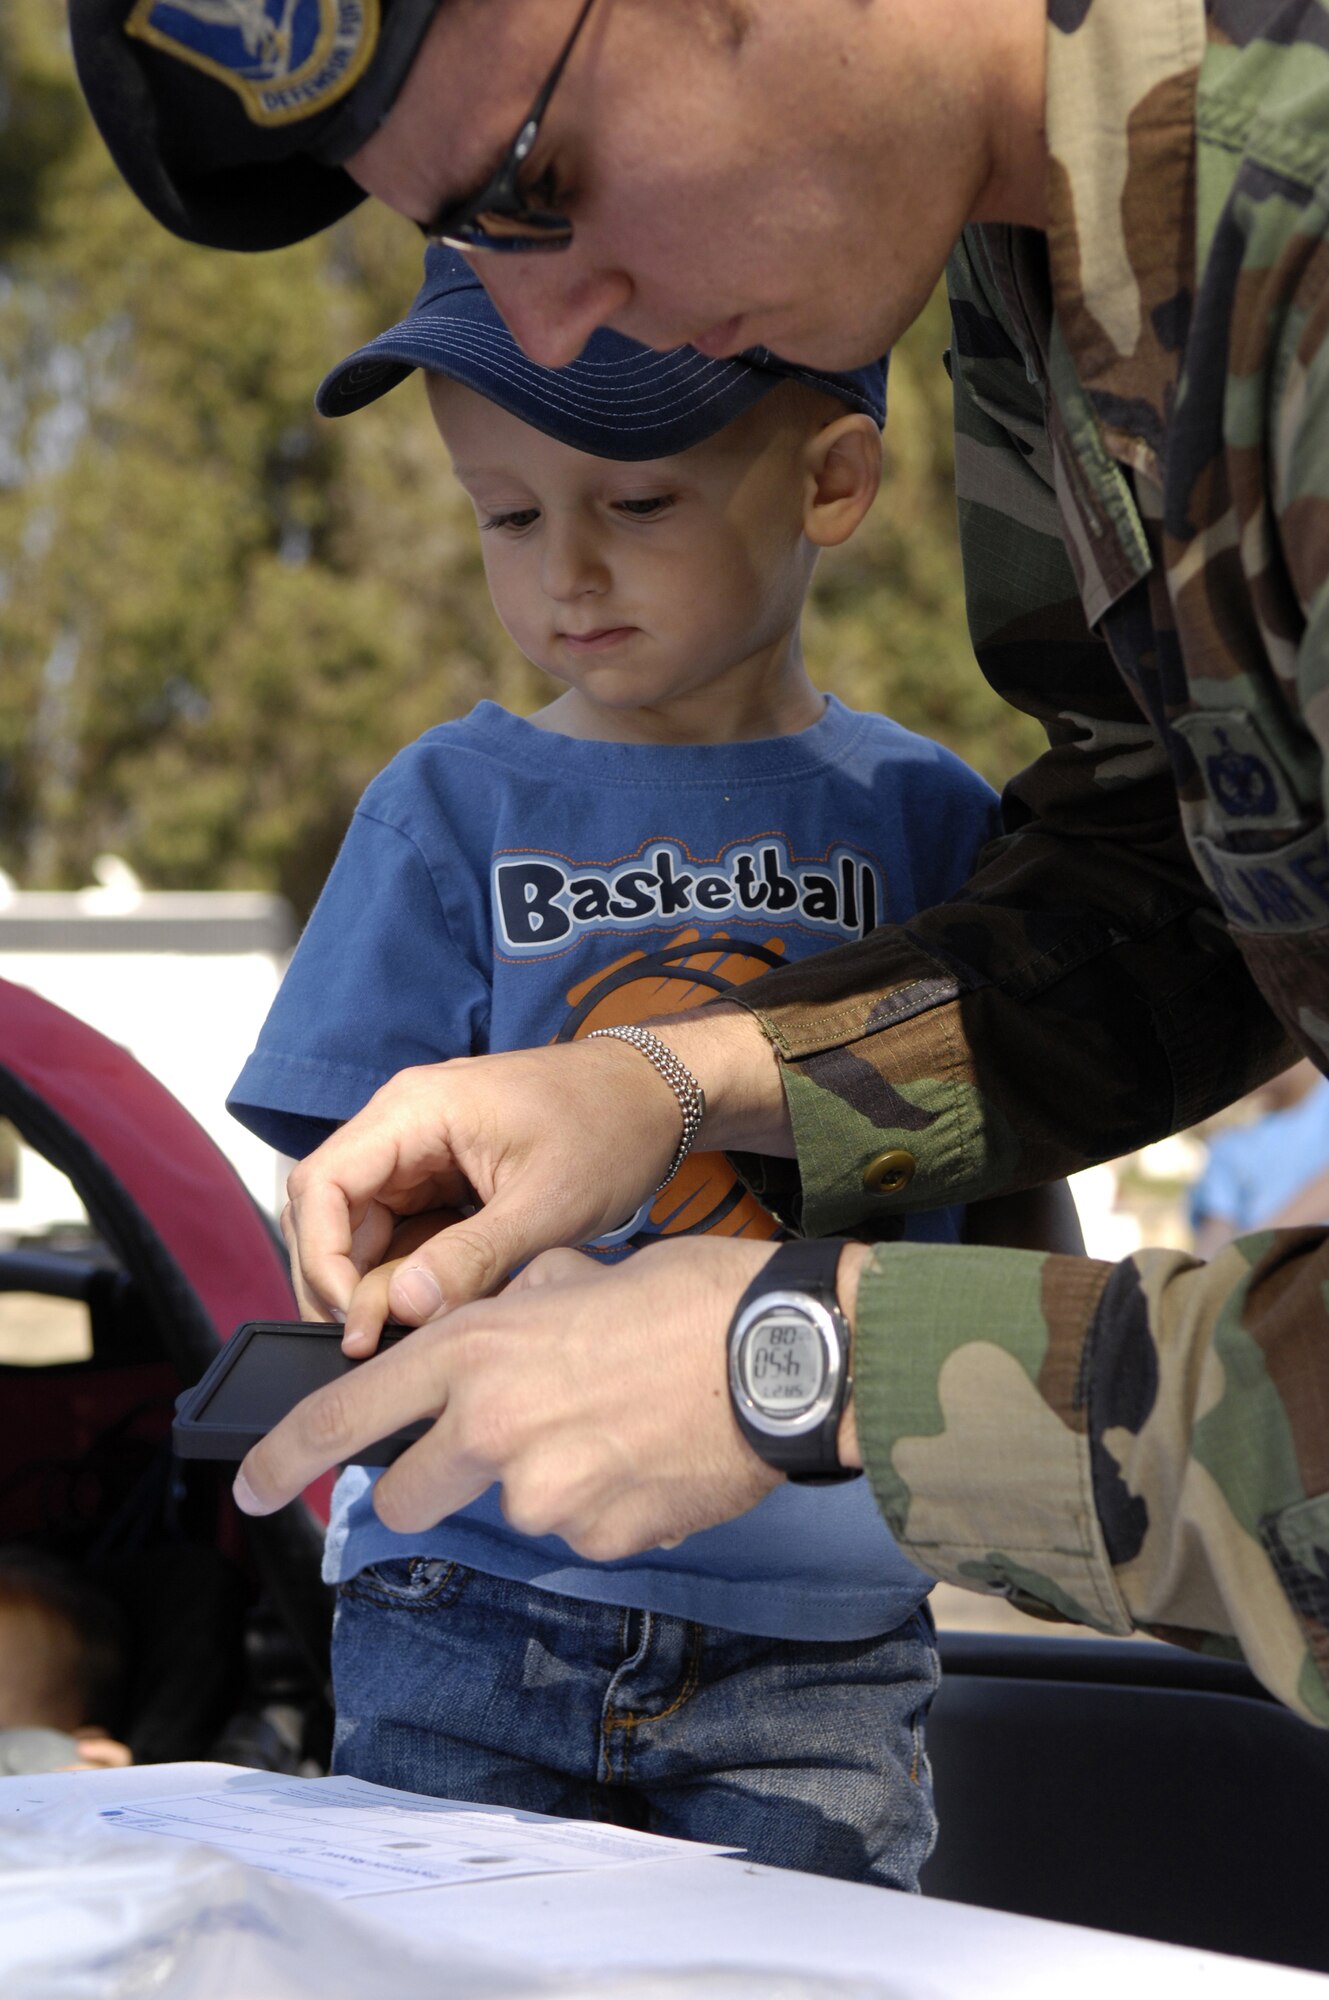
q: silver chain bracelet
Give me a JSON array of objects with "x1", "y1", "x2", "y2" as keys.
[{"x1": 585, "y1": 1025, "x2": 707, "y2": 1193}]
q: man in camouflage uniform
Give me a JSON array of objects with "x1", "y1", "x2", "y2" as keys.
[{"x1": 72, "y1": 0, "x2": 1329, "y2": 1723}]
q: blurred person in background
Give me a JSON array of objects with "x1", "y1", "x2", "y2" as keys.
[
  {"x1": 1192, "y1": 1062, "x2": 1329, "y2": 1259},
  {"x1": 0, "y1": 1551, "x2": 131, "y2": 1775}
]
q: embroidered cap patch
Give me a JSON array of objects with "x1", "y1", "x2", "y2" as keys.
[{"x1": 126, "y1": 0, "x2": 379, "y2": 127}]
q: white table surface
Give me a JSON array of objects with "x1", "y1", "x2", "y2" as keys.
[{"x1": 4, "y1": 1762, "x2": 1325, "y2": 1998}]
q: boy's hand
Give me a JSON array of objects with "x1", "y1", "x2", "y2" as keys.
[
  {"x1": 281, "y1": 1009, "x2": 791, "y2": 1339},
  {"x1": 326, "y1": 1210, "x2": 466, "y2": 1356},
  {"x1": 236, "y1": 1240, "x2": 811, "y2": 1553}
]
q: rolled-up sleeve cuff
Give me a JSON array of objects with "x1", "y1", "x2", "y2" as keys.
[{"x1": 730, "y1": 983, "x2": 989, "y2": 1238}]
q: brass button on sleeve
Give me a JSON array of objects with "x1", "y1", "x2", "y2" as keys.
[{"x1": 862, "y1": 1147, "x2": 917, "y2": 1196}]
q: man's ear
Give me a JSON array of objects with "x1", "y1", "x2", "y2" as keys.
[{"x1": 803, "y1": 414, "x2": 882, "y2": 548}]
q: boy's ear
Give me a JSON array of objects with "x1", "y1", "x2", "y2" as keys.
[{"x1": 803, "y1": 414, "x2": 882, "y2": 548}]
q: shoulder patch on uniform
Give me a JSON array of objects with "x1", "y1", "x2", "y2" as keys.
[
  {"x1": 125, "y1": 0, "x2": 379, "y2": 128},
  {"x1": 1173, "y1": 708, "x2": 1307, "y2": 834}
]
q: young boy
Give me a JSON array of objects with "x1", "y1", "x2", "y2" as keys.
[{"x1": 230, "y1": 251, "x2": 1012, "y2": 1890}]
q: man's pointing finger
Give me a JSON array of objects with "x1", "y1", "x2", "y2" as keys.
[{"x1": 231, "y1": 1323, "x2": 451, "y2": 1517}]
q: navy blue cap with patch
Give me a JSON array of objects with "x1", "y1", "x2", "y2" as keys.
[
  {"x1": 317, "y1": 248, "x2": 887, "y2": 459},
  {"x1": 69, "y1": 0, "x2": 444, "y2": 250}
]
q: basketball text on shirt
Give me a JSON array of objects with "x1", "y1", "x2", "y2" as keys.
[{"x1": 493, "y1": 836, "x2": 882, "y2": 957}]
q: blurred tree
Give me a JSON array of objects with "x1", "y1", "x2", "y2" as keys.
[
  {"x1": 0, "y1": 0, "x2": 83, "y2": 250},
  {"x1": 0, "y1": 0, "x2": 1043, "y2": 923}
]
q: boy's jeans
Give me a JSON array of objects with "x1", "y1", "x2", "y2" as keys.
[{"x1": 331, "y1": 1561, "x2": 938, "y2": 1891}]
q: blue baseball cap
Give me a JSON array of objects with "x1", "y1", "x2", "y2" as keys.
[{"x1": 316, "y1": 248, "x2": 887, "y2": 460}]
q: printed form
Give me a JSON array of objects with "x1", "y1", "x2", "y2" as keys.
[{"x1": 99, "y1": 1772, "x2": 736, "y2": 1898}]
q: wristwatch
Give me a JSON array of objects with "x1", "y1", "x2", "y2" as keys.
[{"x1": 727, "y1": 1239, "x2": 861, "y2": 1485}]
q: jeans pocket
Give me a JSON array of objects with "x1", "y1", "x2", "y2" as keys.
[{"x1": 338, "y1": 1557, "x2": 471, "y2": 1611}]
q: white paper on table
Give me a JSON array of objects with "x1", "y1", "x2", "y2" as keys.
[{"x1": 97, "y1": 1772, "x2": 738, "y2": 1898}]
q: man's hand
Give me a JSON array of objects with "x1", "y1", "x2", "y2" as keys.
[
  {"x1": 234, "y1": 1238, "x2": 859, "y2": 1558},
  {"x1": 281, "y1": 1007, "x2": 791, "y2": 1347}
]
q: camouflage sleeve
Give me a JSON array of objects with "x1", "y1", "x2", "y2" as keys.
[
  {"x1": 730, "y1": 241, "x2": 1289, "y2": 1238},
  {"x1": 851, "y1": 1234, "x2": 1329, "y2": 1726}
]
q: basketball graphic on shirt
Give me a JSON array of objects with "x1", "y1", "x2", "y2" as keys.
[{"x1": 554, "y1": 929, "x2": 787, "y2": 1244}]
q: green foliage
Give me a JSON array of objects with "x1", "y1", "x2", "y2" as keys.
[
  {"x1": 1, "y1": 0, "x2": 1043, "y2": 920},
  {"x1": 0, "y1": 0, "x2": 84, "y2": 248}
]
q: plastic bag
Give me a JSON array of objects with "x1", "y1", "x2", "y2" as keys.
[
  {"x1": 0, "y1": 1809, "x2": 929, "y2": 2000},
  {"x1": 0, "y1": 1809, "x2": 552, "y2": 2000}
]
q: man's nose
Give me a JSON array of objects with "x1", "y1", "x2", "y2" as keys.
[{"x1": 468, "y1": 253, "x2": 633, "y2": 368}]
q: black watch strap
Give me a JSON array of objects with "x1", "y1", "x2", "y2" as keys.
[
  {"x1": 730, "y1": 1238, "x2": 859, "y2": 1485},
  {"x1": 733, "y1": 1237, "x2": 845, "y2": 1311}
]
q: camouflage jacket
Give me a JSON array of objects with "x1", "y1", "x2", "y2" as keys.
[{"x1": 734, "y1": 0, "x2": 1329, "y2": 1722}]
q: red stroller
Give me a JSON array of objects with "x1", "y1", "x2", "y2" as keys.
[{"x1": 0, "y1": 977, "x2": 333, "y2": 1767}]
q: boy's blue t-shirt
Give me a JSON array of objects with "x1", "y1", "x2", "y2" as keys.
[{"x1": 230, "y1": 696, "x2": 1001, "y2": 1641}]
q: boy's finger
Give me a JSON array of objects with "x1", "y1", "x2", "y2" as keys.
[
  {"x1": 340, "y1": 1261, "x2": 399, "y2": 1354},
  {"x1": 342, "y1": 1210, "x2": 471, "y2": 1349}
]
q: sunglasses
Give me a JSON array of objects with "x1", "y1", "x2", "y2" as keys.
[{"x1": 422, "y1": 0, "x2": 598, "y2": 254}]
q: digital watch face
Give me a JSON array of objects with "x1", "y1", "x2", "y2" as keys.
[
  {"x1": 740, "y1": 1307, "x2": 825, "y2": 1416},
  {"x1": 732, "y1": 1299, "x2": 840, "y2": 1438}
]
